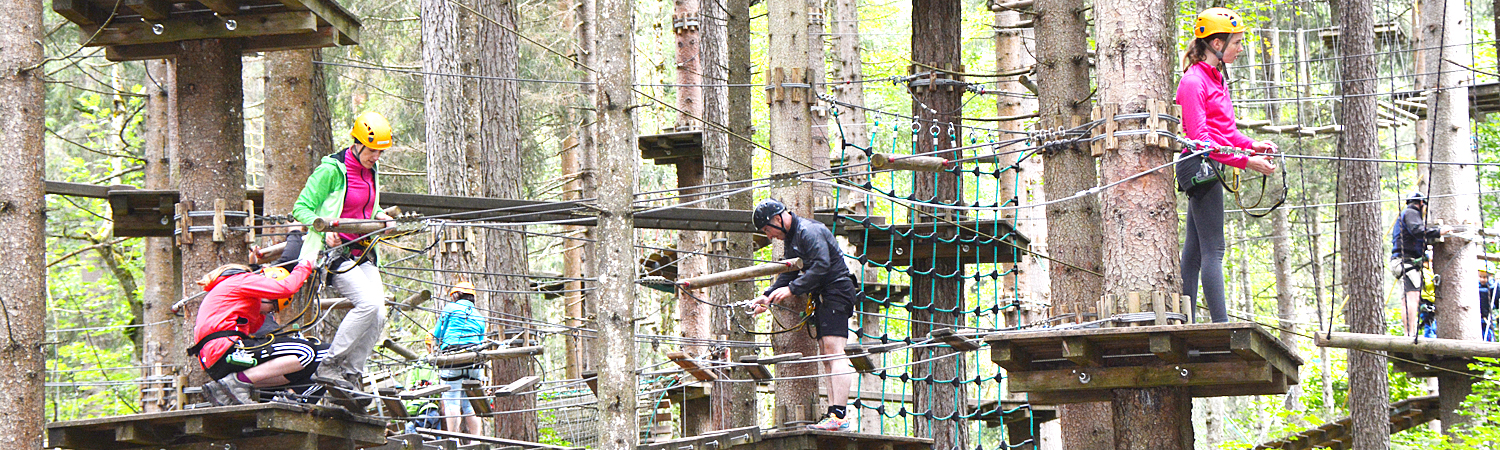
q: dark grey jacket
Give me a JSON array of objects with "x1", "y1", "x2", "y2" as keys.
[
  {"x1": 764, "y1": 214, "x2": 854, "y2": 298},
  {"x1": 1394, "y1": 205, "x2": 1442, "y2": 260}
]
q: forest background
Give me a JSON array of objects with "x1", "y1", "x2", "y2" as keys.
[{"x1": 33, "y1": 0, "x2": 1500, "y2": 447}]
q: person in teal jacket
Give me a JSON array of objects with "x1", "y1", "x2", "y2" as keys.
[
  {"x1": 293, "y1": 111, "x2": 397, "y2": 403},
  {"x1": 433, "y1": 281, "x2": 486, "y2": 435}
]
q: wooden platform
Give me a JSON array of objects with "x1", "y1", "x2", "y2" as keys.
[
  {"x1": 747, "y1": 429, "x2": 931, "y2": 450},
  {"x1": 640, "y1": 131, "x2": 704, "y2": 165},
  {"x1": 1389, "y1": 351, "x2": 1483, "y2": 378},
  {"x1": 985, "y1": 322, "x2": 1302, "y2": 404},
  {"x1": 53, "y1": 0, "x2": 361, "y2": 61},
  {"x1": 841, "y1": 220, "x2": 1029, "y2": 266},
  {"x1": 1254, "y1": 395, "x2": 1439, "y2": 450},
  {"x1": 1392, "y1": 81, "x2": 1500, "y2": 118},
  {"x1": 47, "y1": 402, "x2": 387, "y2": 450}
]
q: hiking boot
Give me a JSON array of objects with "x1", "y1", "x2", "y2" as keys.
[
  {"x1": 200, "y1": 380, "x2": 231, "y2": 406},
  {"x1": 313, "y1": 375, "x2": 364, "y2": 413},
  {"x1": 342, "y1": 372, "x2": 373, "y2": 411},
  {"x1": 807, "y1": 414, "x2": 851, "y2": 432},
  {"x1": 215, "y1": 374, "x2": 256, "y2": 405}
]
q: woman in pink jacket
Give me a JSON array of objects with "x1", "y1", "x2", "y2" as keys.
[{"x1": 1177, "y1": 7, "x2": 1278, "y2": 323}]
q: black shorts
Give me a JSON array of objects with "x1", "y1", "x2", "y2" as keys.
[
  {"x1": 204, "y1": 334, "x2": 325, "y2": 386},
  {"x1": 811, "y1": 279, "x2": 858, "y2": 338}
]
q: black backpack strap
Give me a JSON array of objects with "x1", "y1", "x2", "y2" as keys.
[{"x1": 186, "y1": 330, "x2": 250, "y2": 357}]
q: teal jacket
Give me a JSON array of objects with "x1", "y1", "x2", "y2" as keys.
[
  {"x1": 434, "y1": 299, "x2": 485, "y2": 349},
  {"x1": 292, "y1": 148, "x2": 381, "y2": 261}
]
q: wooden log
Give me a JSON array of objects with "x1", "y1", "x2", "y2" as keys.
[
  {"x1": 312, "y1": 206, "x2": 401, "y2": 233},
  {"x1": 425, "y1": 346, "x2": 544, "y2": 366},
  {"x1": 869, "y1": 153, "x2": 951, "y2": 172},
  {"x1": 400, "y1": 289, "x2": 433, "y2": 310},
  {"x1": 1315, "y1": 331, "x2": 1500, "y2": 358},
  {"x1": 675, "y1": 258, "x2": 802, "y2": 289},
  {"x1": 252, "y1": 241, "x2": 287, "y2": 264},
  {"x1": 383, "y1": 339, "x2": 420, "y2": 361}
]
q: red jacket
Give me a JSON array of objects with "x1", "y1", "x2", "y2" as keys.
[
  {"x1": 192, "y1": 261, "x2": 314, "y2": 369},
  {"x1": 1176, "y1": 62, "x2": 1253, "y2": 169}
]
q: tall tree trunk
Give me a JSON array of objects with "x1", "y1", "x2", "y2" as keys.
[
  {"x1": 478, "y1": 0, "x2": 537, "y2": 439},
  {"x1": 423, "y1": 0, "x2": 480, "y2": 276},
  {"x1": 828, "y1": 0, "x2": 867, "y2": 164},
  {"x1": 1304, "y1": 206, "x2": 1333, "y2": 415},
  {"x1": 909, "y1": 1, "x2": 966, "y2": 448},
  {"x1": 995, "y1": 9, "x2": 1039, "y2": 328},
  {"x1": 175, "y1": 39, "x2": 249, "y2": 386},
  {"x1": 141, "y1": 60, "x2": 182, "y2": 413},
  {"x1": 704, "y1": 0, "x2": 758, "y2": 429},
  {"x1": 766, "y1": 0, "x2": 820, "y2": 423},
  {"x1": 0, "y1": 0, "x2": 45, "y2": 444},
  {"x1": 593, "y1": 0, "x2": 639, "y2": 442},
  {"x1": 263, "y1": 49, "x2": 332, "y2": 217},
  {"x1": 1271, "y1": 208, "x2": 1299, "y2": 411},
  {"x1": 1419, "y1": 0, "x2": 1478, "y2": 435},
  {"x1": 672, "y1": 0, "x2": 713, "y2": 434},
  {"x1": 1336, "y1": 0, "x2": 1389, "y2": 447},
  {"x1": 1094, "y1": 0, "x2": 1183, "y2": 445},
  {"x1": 570, "y1": 0, "x2": 599, "y2": 381},
  {"x1": 1034, "y1": 0, "x2": 1110, "y2": 443}
]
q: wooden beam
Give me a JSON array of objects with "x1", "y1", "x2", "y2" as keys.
[
  {"x1": 124, "y1": 0, "x2": 170, "y2": 20},
  {"x1": 990, "y1": 341, "x2": 1031, "y2": 372},
  {"x1": 84, "y1": 11, "x2": 319, "y2": 47},
  {"x1": 183, "y1": 416, "x2": 240, "y2": 439},
  {"x1": 930, "y1": 328, "x2": 981, "y2": 351},
  {"x1": 114, "y1": 422, "x2": 168, "y2": 445},
  {"x1": 417, "y1": 428, "x2": 584, "y2": 450},
  {"x1": 255, "y1": 407, "x2": 387, "y2": 444},
  {"x1": 1316, "y1": 331, "x2": 1500, "y2": 359},
  {"x1": 494, "y1": 375, "x2": 541, "y2": 397},
  {"x1": 197, "y1": 0, "x2": 240, "y2": 15},
  {"x1": 667, "y1": 351, "x2": 718, "y2": 381},
  {"x1": 462, "y1": 380, "x2": 492, "y2": 415},
  {"x1": 382, "y1": 338, "x2": 420, "y2": 361},
  {"x1": 1149, "y1": 333, "x2": 1188, "y2": 363},
  {"x1": 1232, "y1": 329, "x2": 1301, "y2": 384},
  {"x1": 272, "y1": 0, "x2": 361, "y2": 44},
  {"x1": 1007, "y1": 361, "x2": 1275, "y2": 392},
  {"x1": 1060, "y1": 337, "x2": 1101, "y2": 367},
  {"x1": 103, "y1": 26, "x2": 341, "y2": 62},
  {"x1": 53, "y1": 0, "x2": 109, "y2": 27}
]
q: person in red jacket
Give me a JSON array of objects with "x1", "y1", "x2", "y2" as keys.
[
  {"x1": 1176, "y1": 7, "x2": 1278, "y2": 323},
  {"x1": 188, "y1": 260, "x2": 320, "y2": 406}
]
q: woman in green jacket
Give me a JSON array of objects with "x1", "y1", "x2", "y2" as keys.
[{"x1": 293, "y1": 111, "x2": 395, "y2": 397}]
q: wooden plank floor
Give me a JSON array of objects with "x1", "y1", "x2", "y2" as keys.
[
  {"x1": 47, "y1": 402, "x2": 387, "y2": 450},
  {"x1": 748, "y1": 429, "x2": 932, "y2": 450}
]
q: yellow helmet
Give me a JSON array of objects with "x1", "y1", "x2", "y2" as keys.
[
  {"x1": 263, "y1": 266, "x2": 294, "y2": 311},
  {"x1": 350, "y1": 111, "x2": 393, "y2": 150},
  {"x1": 449, "y1": 281, "x2": 477, "y2": 298},
  {"x1": 1194, "y1": 7, "x2": 1247, "y2": 39}
]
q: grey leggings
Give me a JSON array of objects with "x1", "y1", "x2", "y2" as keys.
[{"x1": 1181, "y1": 182, "x2": 1228, "y2": 323}]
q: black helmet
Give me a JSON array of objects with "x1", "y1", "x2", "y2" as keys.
[
  {"x1": 752, "y1": 199, "x2": 787, "y2": 230},
  {"x1": 1406, "y1": 192, "x2": 1427, "y2": 204}
]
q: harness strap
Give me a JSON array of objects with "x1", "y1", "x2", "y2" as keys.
[{"x1": 186, "y1": 330, "x2": 250, "y2": 356}]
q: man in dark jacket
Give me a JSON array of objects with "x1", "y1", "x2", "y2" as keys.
[
  {"x1": 749, "y1": 199, "x2": 858, "y2": 431},
  {"x1": 1390, "y1": 192, "x2": 1450, "y2": 336}
]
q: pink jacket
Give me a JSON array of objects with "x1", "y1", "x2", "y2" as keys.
[{"x1": 1176, "y1": 62, "x2": 1253, "y2": 169}]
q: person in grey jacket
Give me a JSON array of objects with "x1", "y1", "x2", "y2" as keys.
[
  {"x1": 748, "y1": 199, "x2": 859, "y2": 431},
  {"x1": 1390, "y1": 192, "x2": 1451, "y2": 336}
]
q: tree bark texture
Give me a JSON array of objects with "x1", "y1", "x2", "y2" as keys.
[
  {"x1": 263, "y1": 49, "x2": 332, "y2": 217},
  {"x1": 1336, "y1": 0, "x2": 1390, "y2": 447},
  {"x1": 141, "y1": 60, "x2": 183, "y2": 413},
  {"x1": 674, "y1": 0, "x2": 702, "y2": 130},
  {"x1": 996, "y1": 10, "x2": 1043, "y2": 329},
  {"x1": 674, "y1": 0, "x2": 711, "y2": 388},
  {"x1": 766, "y1": 0, "x2": 820, "y2": 423},
  {"x1": 703, "y1": 0, "x2": 758, "y2": 429},
  {"x1": 175, "y1": 39, "x2": 249, "y2": 386},
  {"x1": 1094, "y1": 0, "x2": 1184, "y2": 446},
  {"x1": 1271, "y1": 208, "x2": 1299, "y2": 410},
  {"x1": 908, "y1": 1, "x2": 967, "y2": 448},
  {"x1": 1112, "y1": 388, "x2": 1192, "y2": 449},
  {"x1": 1034, "y1": 0, "x2": 1110, "y2": 443},
  {"x1": 424, "y1": 0, "x2": 481, "y2": 278},
  {"x1": 1418, "y1": 0, "x2": 1478, "y2": 435},
  {"x1": 828, "y1": 0, "x2": 867, "y2": 179},
  {"x1": 0, "y1": 0, "x2": 45, "y2": 445},
  {"x1": 477, "y1": 0, "x2": 537, "y2": 440},
  {"x1": 593, "y1": 0, "x2": 639, "y2": 444}
]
